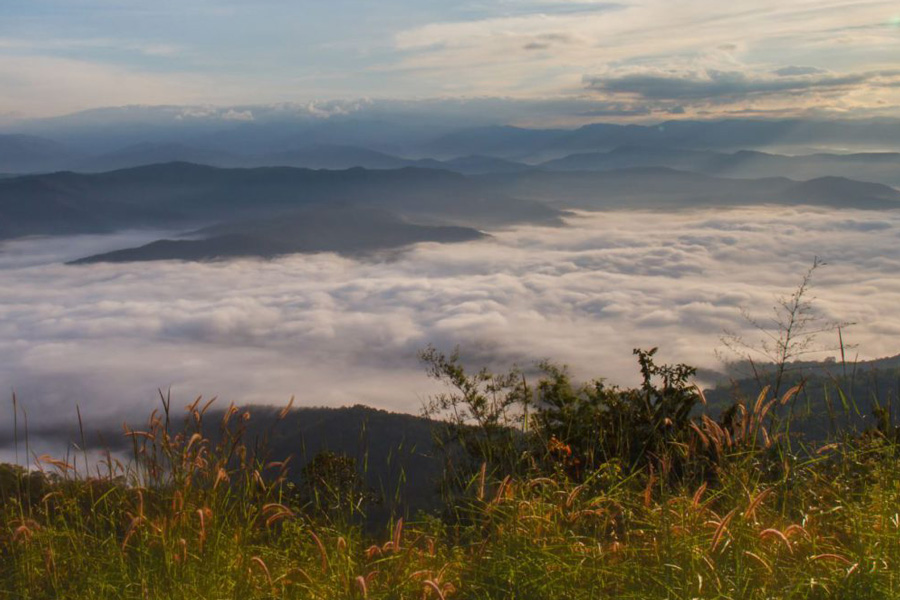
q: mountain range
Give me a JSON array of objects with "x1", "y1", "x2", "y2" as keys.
[
  {"x1": 3, "y1": 113, "x2": 900, "y2": 264},
  {"x1": 540, "y1": 146, "x2": 900, "y2": 187},
  {"x1": 479, "y1": 168, "x2": 900, "y2": 210},
  {"x1": 422, "y1": 119, "x2": 900, "y2": 159},
  {"x1": 11, "y1": 109, "x2": 900, "y2": 155},
  {"x1": 2, "y1": 160, "x2": 898, "y2": 263},
  {"x1": 5, "y1": 130, "x2": 900, "y2": 189}
]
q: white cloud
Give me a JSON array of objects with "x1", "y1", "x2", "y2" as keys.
[
  {"x1": 2, "y1": 1, "x2": 899, "y2": 118},
  {"x1": 1, "y1": 206, "x2": 899, "y2": 441},
  {"x1": 221, "y1": 109, "x2": 255, "y2": 121},
  {"x1": 389, "y1": 0, "x2": 900, "y2": 115}
]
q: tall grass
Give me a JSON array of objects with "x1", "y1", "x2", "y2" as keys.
[{"x1": 1, "y1": 361, "x2": 899, "y2": 599}]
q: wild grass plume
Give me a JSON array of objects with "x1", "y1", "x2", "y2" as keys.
[{"x1": 1, "y1": 349, "x2": 898, "y2": 599}]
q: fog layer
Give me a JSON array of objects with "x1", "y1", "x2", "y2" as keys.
[{"x1": 1, "y1": 207, "x2": 898, "y2": 435}]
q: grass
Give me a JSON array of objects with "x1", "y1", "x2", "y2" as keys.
[{"x1": 1, "y1": 370, "x2": 899, "y2": 598}]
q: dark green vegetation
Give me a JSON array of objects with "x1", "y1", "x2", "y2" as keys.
[
  {"x1": 705, "y1": 353, "x2": 900, "y2": 441},
  {"x1": 2, "y1": 347, "x2": 899, "y2": 599}
]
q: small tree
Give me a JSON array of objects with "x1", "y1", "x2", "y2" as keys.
[
  {"x1": 536, "y1": 348, "x2": 700, "y2": 475},
  {"x1": 419, "y1": 346, "x2": 531, "y2": 500},
  {"x1": 719, "y1": 257, "x2": 853, "y2": 398},
  {"x1": 421, "y1": 346, "x2": 703, "y2": 483}
]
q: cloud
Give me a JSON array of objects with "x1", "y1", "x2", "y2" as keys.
[
  {"x1": 221, "y1": 109, "x2": 255, "y2": 121},
  {"x1": 7, "y1": 96, "x2": 699, "y2": 133},
  {"x1": 576, "y1": 103, "x2": 652, "y2": 116},
  {"x1": 583, "y1": 68, "x2": 900, "y2": 101},
  {"x1": 2, "y1": 1, "x2": 900, "y2": 119},
  {"x1": 774, "y1": 66, "x2": 827, "y2": 77},
  {"x1": 387, "y1": 0, "x2": 900, "y2": 117},
  {"x1": 2, "y1": 206, "x2": 899, "y2": 449}
]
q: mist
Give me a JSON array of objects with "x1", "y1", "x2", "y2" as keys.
[{"x1": 1, "y1": 206, "x2": 899, "y2": 447}]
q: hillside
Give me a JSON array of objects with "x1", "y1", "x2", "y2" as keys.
[
  {"x1": 422, "y1": 119, "x2": 900, "y2": 158},
  {"x1": 71, "y1": 207, "x2": 485, "y2": 263},
  {"x1": 0, "y1": 163, "x2": 562, "y2": 245},
  {"x1": 481, "y1": 167, "x2": 900, "y2": 210},
  {"x1": 77, "y1": 142, "x2": 244, "y2": 172},
  {"x1": 4, "y1": 163, "x2": 898, "y2": 246},
  {"x1": 0, "y1": 134, "x2": 79, "y2": 173},
  {"x1": 542, "y1": 146, "x2": 900, "y2": 188},
  {"x1": 4, "y1": 161, "x2": 898, "y2": 263}
]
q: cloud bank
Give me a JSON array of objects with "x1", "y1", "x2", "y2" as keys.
[
  {"x1": 583, "y1": 69, "x2": 900, "y2": 102},
  {"x1": 389, "y1": 0, "x2": 900, "y2": 118},
  {"x1": 2, "y1": 206, "x2": 899, "y2": 445}
]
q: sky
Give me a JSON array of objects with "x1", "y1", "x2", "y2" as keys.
[{"x1": 1, "y1": 0, "x2": 899, "y2": 120}]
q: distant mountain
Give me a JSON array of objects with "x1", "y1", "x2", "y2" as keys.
[
  {"x1": 257, "y1": 145, "x2": 410, "y2": 170},
  {"x1": 428, "y1": 155, "x2": 534, "y2": 175},
  {"x1": 704, "y1": 353, "x2": 900, "y2": 440},
  {"x1": 480, "y1": 167, "x2": 900, "y2": 210},
  {"x1": 11, "y1": 116, "x2": 900, "y2": 182},
  {"x1": 71, "y1": 207, "x2": 485, "y2": 263},
  {"x1": 423, "y1": 119, "x2": 900, "y2": 160},
  {"x1": 0, "y1": 163, "x2": 562, "y2": 243},
  {"x1": 541, "y1": 146, "x2": 900, "y2": 188},
  {"x1": 0, "y1": 134, "x2": 81, "y2": 173},
  {"x1": 0, "y1": 132, "x2": 541, "y2": 175},
  {"x1": 3, "y1": 162, "x2": 897, "y2": 257},
  {"x1": 186, "y1": 117, "x2": 455, "y2": 157},
  {"x1": 10, "y1": 109, "x2": 900, "y2": 161},
  {"x1": 246, "y1": 147, "x2": 535, "y2": 174},
  {"x1": 424, "y1": 126, "x2": 567, "y2": 159},
  {"x1": 3, "y1": 402, "x2": 445, "y2": 520},
  {"x1": 783, "y1": 177, "x2": 900, "y2": 207},
  {"x1": 77, "y1": 142, "x2": 243, "y2": 172},
  {"x1": 83, "y1": 142, "x2": 542, "y2": 174},
  {"x1": 0, "y1": 171, "x2": 177, "y2": 239},
  {"x1": 541, "y1": 145, "x2": 721, "y2": 172}
]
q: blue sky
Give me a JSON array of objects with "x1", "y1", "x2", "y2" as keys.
[{"x1": 1, "y1": 0, "x2": 899, "y2": 120}]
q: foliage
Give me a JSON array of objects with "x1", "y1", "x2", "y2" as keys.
[
  {"x1": 300, "y1": 451, "x2": 375, "y2": 523},
  {"x1": 535, "y1": 348, "x2": 700, "y2": 474},
  {"x1": 720, "y1": 257, "x2": 854, "y2": 397},
  {"x1": 419, "y1": 345, "x2": 531, "y2": 501},
  {"x1": 1, "y1": 349, "x2": 900, "y2": 599}
]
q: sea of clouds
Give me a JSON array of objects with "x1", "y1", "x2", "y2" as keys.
[{"x1": 1, "y1": 206, "x2": 899, "y2": 447}]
